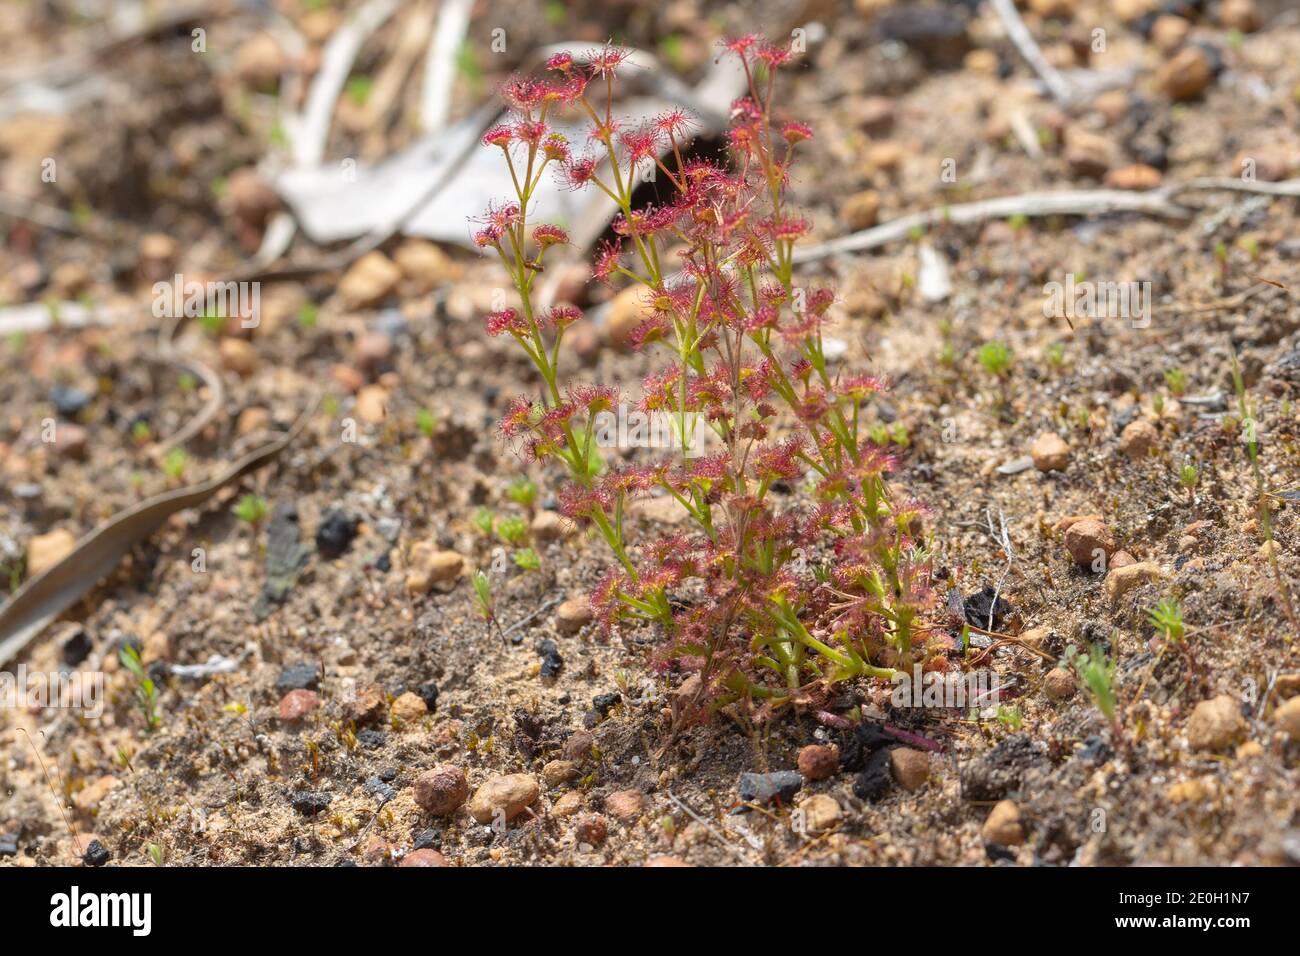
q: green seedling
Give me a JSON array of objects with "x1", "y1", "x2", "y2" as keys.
[
  {"x1": 473, "y1": 570, "x2": 494, "y2": 622},
  {"x1": 977, "y1": 341, "x2": 1014, "y2": 412},
  {"x1": 658, "y1": 33, "x2": 686, "y2": 71},
  {"x1": 1148, "y1": 594, "x2": 1200, "y2": 675},
  {"x1": 473, "y1": 570, "x2": 507, "y2": 642},
  {"x1": 1147, "y1": 597, "x2": 1185, "y2": 644},
  {"x1": 867, "y1": 421, "x2": 910, "y2": 448},
  {"x1": 119, "y1": 644, "x2": 161, "y2": 732},
  {"x1": 1, "y1": 561, "x2": 21, "y2": 594},
  {"x1": 976, "y1": 341, "x2": 1013, "y2": 378},
  {"x1": 472, "y1": 508, "x2": 495, "y2": 537},
  {"x1": 543, "y1": 0, "x2": 566, "y2": 26},
  {"x1": 1063, "y1": 642, "x2": 1119, "y2": 740},
  {"x1": 507, "y1": 476, "x2": 539, "y2": 509},
  {"x1": 233, "y1": 493, "x2": 269, "y2": 525},
  {"x1": 1232, "y1": 351, "x2": 1297, "y2": 632},
  {"x1": 344, "y1": 75, "x2": 373, "y2": 107},
  {"x1": 162, "y1": 447, "x2": 188, "y2": 481},
  {"x1": 496, "y1": 516, "x2": 529, "y2": 547},
  {"x1": 197, "y1": 309, "x2": 224, "y2": 335},
  {"x1": 455, "y1": 41, "x2": 484, "y2": 91},
  {"x1": 416, "y1": 408, "x2": 436, "y2": 437},
  {"x1": 996, "y1": 704, "x2": 1023, "y2": 731},
  {"x1": 1214, "y1": 241, "x2": 1229, "y2": 285}
]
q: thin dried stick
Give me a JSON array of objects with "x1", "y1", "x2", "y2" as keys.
[
  {"x1": 985, "y1": 507, "x2": 1014, "y2": 633},
  {"x1": 0, "y1": 192, "x2": 117, "y2": 239},
  {"x1": 147, "y1": 312, "x2": 226, "y2": 458},
  {"x1": 666, "y1": 793, "x2": 757, "y2": 864},
  {"x1": 421, "y1": 0, "x2": 474, "y2": 134},
  {"x1": 286, "y1": 0, "x2": 401, "y2": 168},
  {"x1": 1168, "y1": 177, "x2": 1300, "y2": 198},
  {"x1": 792, "y1": 189, "x2": 1191, "y2": 262},
  {"x1": 987, "y1": 0, "x2": 1074, "y2": 104},
  {"x1": 500, "y1": 595, "x2": 563, "y2": 640},
  {"x1": 362, "y1": 2, "x2": 436, "y2": 145},
  {"x1": 793, "y1": 178, "x2": 1300, "y2": 263}
]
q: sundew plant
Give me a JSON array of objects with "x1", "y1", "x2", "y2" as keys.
[{"x1": 475, "y1": 37, "x2": 937, "y2": 717}]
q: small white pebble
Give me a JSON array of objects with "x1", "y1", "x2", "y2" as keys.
[{"x1": 822, "y1": 336, "x2": 848, "y2": 361}]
